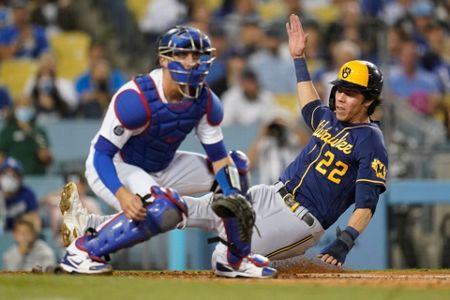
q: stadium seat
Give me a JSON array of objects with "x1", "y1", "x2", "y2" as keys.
[
  {"x1": 275, "y1": 93, "x2": 299, "y2": 117},
  {"x1": 50, "y1": 31, "x2": 91, "y2": 80},
  {"x1": 0, "y1": 232, "x2": 15, "y2": 269},
  {"x1": 0, "y1": 59, "x2": 37, "y2": 99},
  {"x1": 23, "y1": 175, "x2": 65, "y2": 200},
  {"x1": 180, "y1": 124, "x2": 259, "y2": 154},
  {"x1": 41, "y1": 228, "x2": 63, "y2": 260},
  {"x1": 257, "y1": 1, "x2": 284, "y2": 22},
  {"x1": 42, "y1": 119, "x2": 101, "y2": 173},
  {"x1": 126, "y1": 0, "x2": 153, "y2": 22},
  {"x1": 308, "y1": 4, "x2": 340, "y2": 24},
  {"x1": 435, "y1": 154, "x2": 450, "y2": 179},
  {"x1": 205, "y1": 0, "x2": 221, "y2": 10}
]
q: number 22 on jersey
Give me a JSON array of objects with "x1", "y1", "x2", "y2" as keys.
[{"x1": 315, "y1": 151, "x2": 348, "y2": 184}]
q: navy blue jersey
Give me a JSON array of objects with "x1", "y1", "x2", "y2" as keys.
[
  {"x1": 279, "y1": 100, "x2": 388, "y2": 229},
  {"x1": 5, "y1": 186, "x2": 38, "y2": 230}
]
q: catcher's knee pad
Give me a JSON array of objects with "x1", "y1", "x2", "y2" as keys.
[{"x1": 83, "y1": 187, "x2": 187, "y2": 258}]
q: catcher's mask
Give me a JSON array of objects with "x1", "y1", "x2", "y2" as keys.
[
  {"x1": 158, "y1": 26, "x2": 216, "y2": 99},
  {"x1": 329, "y1": 60, "x2": 383, "y2": 116}
]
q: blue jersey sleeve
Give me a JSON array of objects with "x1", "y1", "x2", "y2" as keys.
[
  {"x1": 206, "y1": 89, "x2": 223, "y2": 126},
  {"x1": 354, "y1": 182, "x2": 383, "y2": 212},
  {"x1": 301, "y1": 100, "x2": 332, "y2": 130},
  {"x1": 114, "y1": 89, "x2": 150, "y2": 130},
  {"x1": 354, "y1": 128, "x2": 389, "y2": 210},
  {"x1": 202, "y1": 140, "x2": 228, "y2": 162},
  {"x1": 93, "y1": 135, "x2": 123, "y2": 194}
]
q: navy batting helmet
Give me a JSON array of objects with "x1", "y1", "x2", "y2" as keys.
[
  {"x1": 158, "y1": 26, "x2": 216, "y2": 98},
  {"x1": 329, "y1": 60, "x2": 383, "y2": 115}
]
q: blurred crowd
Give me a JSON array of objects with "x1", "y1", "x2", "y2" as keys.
[{"x1": 0, "y1": 0, "x2": 448, "y2": 270}]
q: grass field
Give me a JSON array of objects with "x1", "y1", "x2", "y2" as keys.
[{"x1": 2, "y1": 271, "x2": 450, "y2": 300}]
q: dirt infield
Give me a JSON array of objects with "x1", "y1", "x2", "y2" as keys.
[
  {"x1": 113, "y1": 270, "x2": 450, "y2": 288},
  {"x1": 111, "y1": 257, "x2": 450, "y2": 288}
]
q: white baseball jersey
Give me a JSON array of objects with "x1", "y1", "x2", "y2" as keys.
[{"x1": 85, "y1": 69, "x2": 224, "y2": 210}]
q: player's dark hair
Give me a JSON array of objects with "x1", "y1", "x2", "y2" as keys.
[{"x1": 363, "y1": 93, "x2": 382, "y2": 116}]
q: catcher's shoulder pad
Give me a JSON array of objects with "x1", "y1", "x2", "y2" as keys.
[{"x1": 114, "y1": 89, "x2": 150, "y2": 130}]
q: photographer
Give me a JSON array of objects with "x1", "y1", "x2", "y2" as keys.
[{"x1": 248, "y1": 116, "x2": 308, "y2": 184}]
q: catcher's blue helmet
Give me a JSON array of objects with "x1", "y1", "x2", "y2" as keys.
[{"x1": 158, "y1": 26, "x2": 216, "y2": 98}]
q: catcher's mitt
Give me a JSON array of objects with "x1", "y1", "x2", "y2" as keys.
[{"x1": 211, "y1": 194, "x2": 255, "y2": 242}]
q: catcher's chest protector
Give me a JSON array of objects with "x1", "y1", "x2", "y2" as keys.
[{"x1": 121, "y1": 75, "x2": 209, "y2": 172}]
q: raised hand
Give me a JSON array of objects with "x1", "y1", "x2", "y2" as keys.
[{"x1": 286, "y1": 14, "x2": 308, "y2": 59}]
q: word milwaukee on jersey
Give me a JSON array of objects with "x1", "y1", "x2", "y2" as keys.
[{"x1": 312, "y1": 120, "x2": 354, "y2": 154}]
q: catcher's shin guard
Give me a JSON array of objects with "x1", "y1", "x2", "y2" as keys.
[
  {"x1": 223, "y1": 217, "x2": 252, "y2": 265},
  {"x1": 82, "y1": 187, "x2": 187, "y2": 258}
]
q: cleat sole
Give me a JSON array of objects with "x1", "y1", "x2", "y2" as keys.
[{"x1": 59, "y1": 182, "x2": 75, "y2": 214}]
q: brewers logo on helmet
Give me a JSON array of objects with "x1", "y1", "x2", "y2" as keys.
[{"x1": 328, "y1": 60, "x2": 383, "y2": 115}]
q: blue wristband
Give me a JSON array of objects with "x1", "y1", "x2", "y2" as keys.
[
  {"x1": 294, "y1": 58, "x2": 311, "y2": 82},
  {"x1": 344, "y1": 226, "x2": 360, "y2": 241}
]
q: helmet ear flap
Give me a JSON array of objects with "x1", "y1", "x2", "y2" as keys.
[{"x1": 329, "y1": 86, "x2": 337, "y2": 111}]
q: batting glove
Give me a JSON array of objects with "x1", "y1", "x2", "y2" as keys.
[{"x1": 320, "y1": 226, "x2": 359, "y2": 265}]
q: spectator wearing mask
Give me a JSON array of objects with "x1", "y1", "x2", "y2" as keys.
[
  {"x1": 24, "y1": 52, "x2": 77, "y2": 124},
  {"x1": 0, "y1": 157, "x2": 40, "y2": 232},
  {"x1": 0, "y1": 96, "x2": 53, "y2": 174}
]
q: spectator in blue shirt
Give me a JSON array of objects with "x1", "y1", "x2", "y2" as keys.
[
  {"x1": 0, "y1": 0, "x2": 48, "y2": 60},
  {"x1": 0, "y1": 85, "x2": 12, "y2": 120},
  {"x1": 0, "y1": 157, "x2": 40, "y2": 232},
  {"x1": 75, "y1": 41, "x2": 126, "y2": 118},
  {"x1": 388, "y1": 39, "x2": 442, "y2": 116}
]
